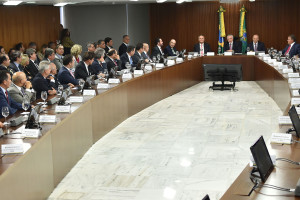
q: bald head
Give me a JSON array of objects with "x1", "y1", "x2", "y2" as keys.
[
  {"x1": 169, "y1": 39, "x2": 176, "y2": 48},
  {"x1": 12, "y1": 72, "x2": 26, "y2": 87},
  {"x1": 252, "y1": 34, "x2": 259, "y2": 43}
]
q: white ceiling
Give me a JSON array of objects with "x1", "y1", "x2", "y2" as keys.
[{"x1": 0, "y1": 0, "x2": 218, "y2": 6}]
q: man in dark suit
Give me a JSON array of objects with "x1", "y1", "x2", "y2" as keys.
[
  {"x1": 32, "y1": 61, "x2": 57, "y2": 99},
  {"x1": 58, "y1": 55, "x2": 79, "y2": 86},
  {"x1": 49, "y1": 63, "x2": 72, "y2": 90},
  {"x1": 0, "y1": 70, "x2": 23, "y2": 118},
  {"x1": 0, "y1": 54, "x2": 12, "y2": 75},
  {"x1": 132, "y1": 43, "x2": 144, "y2": 66},
  {"x1": 282, "y1": 34, "x2": 300, "y2": 58},
  {"x1": 53, "y1": 44, "x2": 64, "y2": 71},
  {"x1": 141, "y1": 43, "x2": 152, "y2": 62},
  {"x1": 151, "y1": 38, "x2": 164, "y2": 59},
  {"x1": 118, "y1": 35, "x2": 130, "y2": 56},
  {"x1": 105, "y1": 49, "x2": 122, "y2": 72},
  {"x1": 8, "y1": 51, "x2": 24, "y2": 73},
  {"x1": 247, "y1": 34, "x2": 266, "y2": 52},
  {"x1": 164, "y1": 39, "x2": 177, "y2": 56},
  {"x1": 224, "y1": 34, "x2": 242, "y2": 53},
  {"x1": 91, "y1": 48, "x2": 107, "y2": 75},
  {"x1": 25, "y1": 48, "x2": 39, "y2": 79},
  {"x1": 96, "y1": 40, "x2": 106, "y2": 49},
  {"x1": 104, "y1": 37, "x2": 113, "y2": 53},
  {"x1": 43, "y1": 48, "x2": 56, "y2": 62},
  {"x1": 194, "y1": 35, "x2": 211, "y2": 55},
  {"x1": 120, "y1": 45, "x2": 136, "y2": 69},
  {"x1": 87, "y1": 42, "x2": 96, "y2": 52},
  {"x1": 74, "y1": 51, "x2": 95, "y2": 80}
]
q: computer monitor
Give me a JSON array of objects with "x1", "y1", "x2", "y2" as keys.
[
  {"x1": 250, "y1": 136, "x2": 274, "y2": 182},
  {"x1": 288, "y1": 105, "x2": 300, "y2": 137},
  {"x1": 203, "y1": 64, "x2": 243, "y2": 82}
]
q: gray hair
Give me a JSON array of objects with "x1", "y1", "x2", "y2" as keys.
[
  {"x1": 38, "y1": 61, "x2": 51, "y2": 73},
  {"x1": 26, "y1": 48, "x2": 36, "y2": 57},
  {"x1": 227, "y1": 34, "x2": 234, "y2": 38},
  {"x1": 94, "y1": 48, "x2": 105, "y2": 59},
  {"x1": 45, "y1": 48, "x2": 54, "y2": 58},
  {"x1": 87, "y1": 42, "x2": 94, "y2": 49}
]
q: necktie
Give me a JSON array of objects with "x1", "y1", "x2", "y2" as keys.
[
  {"x1": 254, "y1": 43, "x2": 257, "y2": 52},
  {"x1": 285, "y1": 45, "x2": 291, "y2": 56},
  {"x1": 129, "y1": 57, "x2": 133, "y2": 65},
  {"x1": 21, "y1": 87, "x2": 26, "y2": 96},
  {"x1": 230, "y1": 43, "x2": 232, "y2": 50},
  {"x1": 5, "y1": 91, "x2": 9, "y2": 104},
  {"x1": 200, "y1": 44, "x2": 204, "y2": 56},
  {"x1": 69, "y1": 69, "x2": 75, "y2": 78},
  {"x1": 171, "y1": 48, "x2": 175, "y2": 55},
  {"x1": 113, "y1": 60, "x2": 117, "y2": 66},
  {"x1": 34, "y1": 62, "x2": 39, "y2": 70}
]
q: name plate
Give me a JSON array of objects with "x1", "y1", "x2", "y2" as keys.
[
  {"x1": 167, "y1": 60, "x2": 175, "y2": 66},
  {"x1": 176, "y1": 58, "x2": 183, "y2": 62},
  {"x1": 207, "y1": 52, "x2": 215, "y2": 56},
  {"x1": 97, "y1": 83, "x2": 109, "y2": 89},
  {"x1": 134, "y1": 70, "x2": 143, "y2": 75},
  {"x1": 155, "y1": 63, "x2": 164, "y2": 68},
  {"x1": 55, "y1": 105, "x2": 71, "y2": 113},
  {"x1": 291, "y1": 98, "x2": 300, "y2": 105},
  {"x1": 247, "y1": 52, "x2": 255, "y2": 56},
  {"x1": 291, "y1": 83, "x2": 300, "y2": 89},
  {"x1": 293, "y1": 90, "x2": 300, "y2": 97},
  {"x1": 108, "y1": 78, "x2": 120, "y2": 84},
  {"x1": 279, "y1": 65, "x2": 288, "y2": 70},
  {"x1": 296, "y1": 107, "x2": 300, "y2": 114},
  {"x1": 23, "y1": 129, "x2": 40, "y2": 138},
  {"x1": 278, "y1": 116, "x2": 292, "y2": 124},
  {"x1": 69, "y1": 96, "x2": 83, "y2": 103},
  {"x1": 289, "y1": 78, "x2": 300, "y2": 83},
  {"x1": 39, "y1": 115, "x2": 56, "y2": 123},
  {"x1": 270, "y1": 59, "x2": 277, "y2": 64},
  {"x1": 283, "y1": 68, "x2": 293, "y2": 73},
  {"x1": 224, "y1": 52, "x2": 233, "y2": 56},
  {"x1": 122, "y1": 73, "x2": 132, "y2": 79},
  {"x1": 271, "y1": 133, "x2": 292, "y2": 144},
  {"x1": 2, "y1": 144, "x2": 24, "y2": 154},
  {"x1": 193, "y1": 53, "x2": 198, "y2": 57},
  {"x1": 187, "y1": 55, "x2": 193, "y2": 59},
  {"x1": 288, "y1": 73, "x2": 300, "y2": 78},
  {"x1": 83, "y1": 90, "x2": 96, "y2": 96},
  {"x1": 263, "y1": 56, "x2": 271, "y2": 61},
  {"x1": 258, "y1": 52, "x2": 265, "y2": 56}
]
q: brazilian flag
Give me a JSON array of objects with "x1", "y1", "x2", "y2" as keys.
[
  {"x1": 239, "y1": 5, "x2": 247, "y2": 54},
  {"x1": 218, "y1": 6, "x2": 226, "y2": 54}
]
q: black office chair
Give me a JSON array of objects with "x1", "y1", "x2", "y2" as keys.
[{"x1": 202, "y1": 194, "x2": 210, "y2": 200}]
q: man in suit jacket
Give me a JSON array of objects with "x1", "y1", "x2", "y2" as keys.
[
  {"x1": 53, "y1": 44, "x2": 64, "y2": 72},
  {"x1": 151, "y1": 38, "x2": 164, "y2": 59},
  {"x1": 164, "y1": 39, "x2": 178, "y2": 57},
  {"x1": 87, "y1": 42, "x2": 96, "y2": 52},
  {"x1": 8, "y1": 51, "x2": 24, "y2": 73},
  {"x1": 25, "y1": 48, "x2": 39, "y2": 79},
  {"x1": 141, "y1": 43, "x2": 152, "y2": 63},
  {"x1": 32, "y1": 61, "x2": 57, "y2": 99},
  {"x1": 58, "y1": 55, "x2": 79, "y2": 86},
  {"x1": 105, "y1": 49, "x2": 122, "y2": 72},
  {"x1": 0, "y1": 54, "x2": 12, "y2": 75},
  {"x1": 43, "y1": 48, "x2": 56, "y2": 62},
  {"x1": 118, "y1": 35, "x2": 130, "y2": 56},
  {"x1": 247, "y1": 34, "x2": 266, "y2": 52},
  {"x1": 74, "y1": 51, "x2": 96, "y2": 80},
  {"x1": 194, "y1": 35, "x2": 211, "y2": 55},
  {"x1": 0, "y1": 70, "x2": 23, "y2": 118},
  {"x1": 8, "y1": 72, "x2": 36, "y2": 103},
  {"x1": 96, "y1": 40, "x2": 106, "y2": 49},
  {"x1": 132, "y1": 43, "x2": 144, "y2": 66},
  {"x1": 224, "y1": 34, "x2": 242, "y2": 53},
  {"x1": 49, "y1": 63, "x2": 71, "y2": 90},
  {"x1": 120, "y1": 45, "x2": 136, "y2": 69},
  {"x1": 91, "y1": 48, "x2": 107, "y2": 74},
  {"x1": 104, "y1": 37, "x2": 113, "y2": 53},
  {"x1": 282, "y1": 34, "x2": 300, "y2": 58}
]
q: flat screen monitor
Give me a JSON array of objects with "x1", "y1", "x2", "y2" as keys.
[
  {"x1": 288, "y1": 105, "x2": 300, "y2": 137},
  {"x1": 250, "y1": 136, "x2": 274, "y2": 182},
  {"x1": 203, "y1": 64, "x2": 243, "y2": 82}
]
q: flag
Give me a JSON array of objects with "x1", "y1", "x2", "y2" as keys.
[
  {"x1": 239, "y1": 5, "x2": 247, "y2": 54},
  {"x1": 218, "y1": 6, "x2": 226, "y2": 54}
]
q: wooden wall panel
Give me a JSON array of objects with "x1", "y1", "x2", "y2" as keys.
[
  {"x1": 0, "y1": 5, "x2": 60, "y2": 51},
  {"x1": 150, "y1": 0, "x2": 300, "y2": 53}
]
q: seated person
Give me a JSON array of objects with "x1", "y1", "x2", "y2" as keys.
[
  {"x1": 0, "y1": 70, "x2": 23, "y2": 118},
  {"x1": 87, "y1": 42, "x2": 96, "y2": 52},
  {"x1": 74, "y1": 51, "x2": 95, "y2": 80},
  {"x1": 151, "y1": 38, "x2": 164, "y2": 59},
  {"x1": 32, "y1": 61, "x2": 57, "y2": 99},
  {"x1": 25, "y1": 48, "x2": 39, "y2": 79},
  {"x1": 53, "y1": 44, "x2": 64, "y2": 71},
  {"x1": 58, "y1": 55, "x2": 79, "y2": 86},
  {"x1": 194, "y1": 35, "x2": 211, "y2": 55},
  {"x1": 8, "y1": 51, "x2": 24, "y2": 73},
  {"x1": 8, "y1": 72, "x2": 36, "y2": 103},
  {"x1": 282, "y1": 34, "x2": 300, "y2": 58},
  {"x1": 43, "y1": 48, "x2": 55, "y2": 62},
  {"x1": 132, "y1": 43, "x2": 147, "y2": 66},
  {"x1": 96, "y1": 39, "x2": 106, "y2": 49},
  {"x1": 164, "y1": 39, "x2": 177, "y2": 56},
  {"x1": 105, "y1": 49, "x2": 122, "y2": 73},
  {"x1": 118, "y1": 35, "x2": 130, "y2": 56},
  {"x1": 49, "y1": 63, "x2": 72, "y2": 89},
  {"x1": 104, "y1": 37, "x2": 113, "y2": 53},
  {"x1": 224, "y1": 34, "x2": 242, "y2": 53},
  {"x1": 91, "y1": 48, "x2": 107, "y2": 74},
  {"x1": 0, "y1": 54, "x2": 12, "y2": 75},
  {"x1": 120, "y1": 45, "x2": 136, "y2": 69},
  {"x1": 141, "y1": 43, "x2": 152, "y2": 62},
  {"x1": 247, "y1": 34, "x2": 266, "y2": 52}
]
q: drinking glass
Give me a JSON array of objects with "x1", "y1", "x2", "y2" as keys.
[
  {"x1": 79, "y1": 80, "x2": 85, "y2": 92},
  {"x1": 157, "y1": 54, "x2": 161, "y2": 62},
  {"x1": 41, "y1": 91, "x2": 47, "y2": 107},
  {"x1": 58, "y1": 85, "x2": 63, "y2": 95},
  {"x1": 22, "y1": 96, "x2": 30, "y2": 120},
  {"x1": 2, "y1": 106, "x2": 9, "y2": 126},
  {"x1": 152, "y1": 57, "x2": 157, "y2": 63}
]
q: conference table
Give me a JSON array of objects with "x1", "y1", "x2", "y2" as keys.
[{"x1": 0, "y1": 55, "x2": 297, "y2": 200}]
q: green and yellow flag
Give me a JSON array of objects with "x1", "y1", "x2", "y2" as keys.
[
  {"x1": 218, "y1": 6, "x2": 226, "y2": 54},
  {"x1": 239, "y1": 5, "x2": 247, "y2": 54}
]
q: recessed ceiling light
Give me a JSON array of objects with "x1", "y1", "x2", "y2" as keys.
[
  {"x1": 26, "y1": 1, "x2": 36, "y2": 4},
  {"x1": 156, "y1": 0, "x2": 167, "y2": 3},
  {"x1": 3, "y1": 1, "x2": 22, "y2": 5},
  {"x1": 176, "y1": 0, "x2": 185, "y2": 3},
  {"x1": 54, "y1": 2, "x2": 68, "y2": 6}
]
